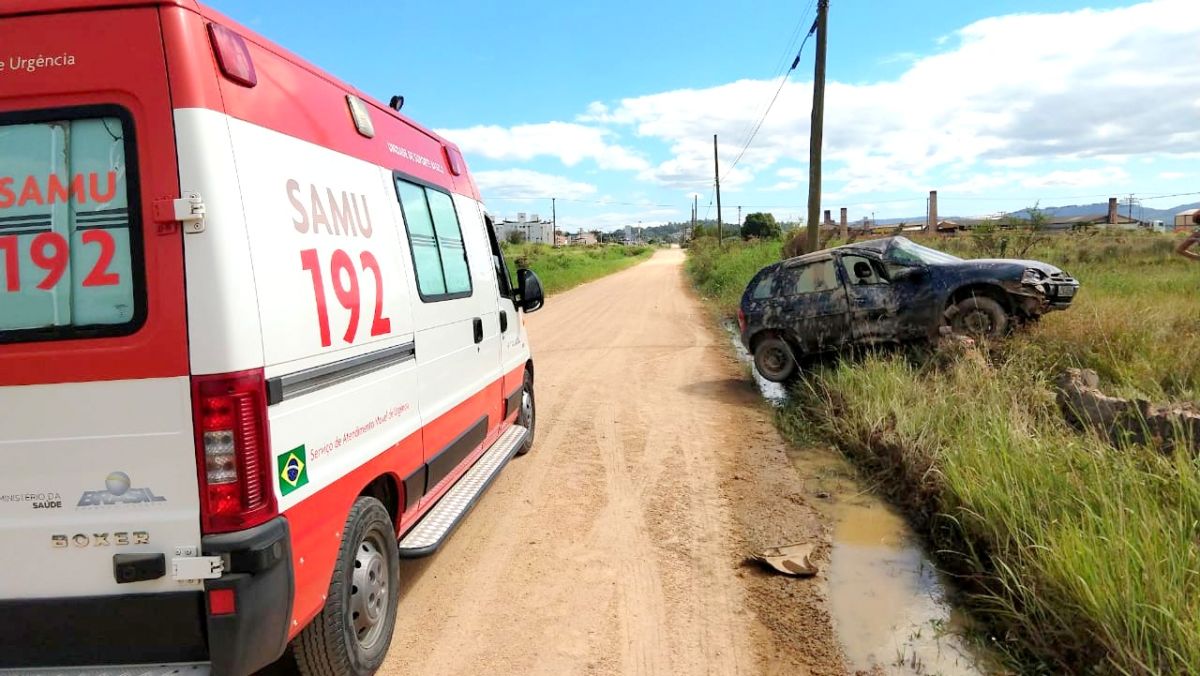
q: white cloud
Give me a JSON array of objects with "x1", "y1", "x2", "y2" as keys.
[
  {"x1": 564, "y1": 208, "x2": 682, "y2": 231},
  {"x1": 1160, "y1": 171, "x2": 1187, "y2": 180},
  {"x1": 437, "y1": 122, "x2": 649, "y2": 172},
  {"x1": 1019, "y1": 167, "x2": 1130, "y2": 190},
  {"x1": 584, "y1": 0, "x2": 1199, "y2": 197},
  {"x1": 472, "y1": 169, "x2": 597, "y2": 200}
]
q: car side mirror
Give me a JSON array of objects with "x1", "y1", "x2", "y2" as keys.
[
  {"x1": 517, "y1": 268, "x2": 544, "y2": 313},
  {"x1": 853, "y1": 262, "x2": 873, "y2": 280}
]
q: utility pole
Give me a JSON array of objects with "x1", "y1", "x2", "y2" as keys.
[
  {"x1": 552, "y1": 197, "x2": 557, "y2": 247},
  {"x1": 1127, "y1": 194, "x2": 1135, "y2": 223},
  {"x1": 737, "y1": 205, "x2": 742, "y2": 229},
  {"x1": 714, "y1": 134, "x2": 723, "y2": 248},
  {"x1": 805, "y1": 0, "x2": 829, "y2": 253}
]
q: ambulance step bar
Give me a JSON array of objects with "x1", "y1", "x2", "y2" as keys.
[
  {"x1": 397, "y1": 424, "x2": 528, "y2": 558},
  {"x1": 0, "y1": 664, "x2": 209, "y2": 676}
]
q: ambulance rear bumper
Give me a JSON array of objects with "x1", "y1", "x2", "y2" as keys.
[
  {"x1": 203, "y1": 516, "x2": 295, "y2": 676},
  {"x1": 0, "y1": 517, "x2": 293, "y2": 676}
]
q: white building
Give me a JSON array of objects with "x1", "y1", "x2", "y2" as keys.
[{"x1": 497, "y1": 213, "x2": 554, "y2": 244}]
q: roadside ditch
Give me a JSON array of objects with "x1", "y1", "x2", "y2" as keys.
[{"x1": 725, "y1": 323, "x2": 999, "y2": 675}]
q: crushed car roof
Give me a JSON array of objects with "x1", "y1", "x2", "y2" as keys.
[{"x1": 782, "y1": 236, "x2": 903, "y2": 266}]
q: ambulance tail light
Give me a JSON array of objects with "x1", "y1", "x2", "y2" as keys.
[
  {"x1": 208, "y1": 23, "x2": 257, "y2": 88},
  {"x1": 192, "y1": 370, "x2": 277, "y2": 534}
]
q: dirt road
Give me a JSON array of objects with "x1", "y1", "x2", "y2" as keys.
[{"x1": 381, "y1": 248, "x2": 844, "y2": 675}]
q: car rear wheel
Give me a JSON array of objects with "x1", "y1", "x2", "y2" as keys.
[
  {"x1": 754, "y1": 336, "x2": 797, "y2": 383},
  {"x1": 294, "y1": 497, "x2": 399, "y2": 676},
  {"x1": 948, "y1": 296, "x2": 1009, "y2": 339}
]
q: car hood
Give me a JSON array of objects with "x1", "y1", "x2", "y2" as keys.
[{"x1": 952, "y1": 258, "x2": 1065, "y2": 276}]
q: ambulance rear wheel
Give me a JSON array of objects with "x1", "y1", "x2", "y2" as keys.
[{"x1": 294, "y1": 497, "x2": 399, "y2": 676}]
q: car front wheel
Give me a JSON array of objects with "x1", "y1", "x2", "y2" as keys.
[
  {"x1": 947, "y1": 296, "x2": 1009, "y2": 339},
  {"x1": 754, "y1": 336, "x2": 798, "y2": 383}
]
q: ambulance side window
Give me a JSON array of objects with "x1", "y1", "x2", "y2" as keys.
[
  {"x1": 394, "y1": 177, "x2": 473, "y2": 302},
  {"x1": 484, "y1": 215, "x2": 514, "y2": 298}
]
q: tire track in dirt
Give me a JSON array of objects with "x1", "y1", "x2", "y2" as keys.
[{"x1": 379, "y1": 249, "x2": 845, "y2": 675}]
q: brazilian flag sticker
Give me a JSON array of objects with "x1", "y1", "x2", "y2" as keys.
[{"x1": 277, "y1": 445, "x2": 309, "y2": 496}]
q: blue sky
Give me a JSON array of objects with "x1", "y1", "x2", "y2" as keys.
[{"x1": 208, "y1": 0, "x2": 1200, "y2": 230}]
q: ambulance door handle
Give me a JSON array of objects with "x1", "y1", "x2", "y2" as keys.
[
  {"x1": 500, "y1": 311, "x2": 509, "y2": 333},
  {"x1": 473, "y1": 317, "x2": 484, "y2": 344}
]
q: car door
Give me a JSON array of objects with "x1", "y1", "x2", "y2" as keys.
[
  {"x1": 881, "y1": 251, "x2": 939, "y2": 339},
  {"x1": 775, "y1": 257, "x2": 849, "y2": 353},
  {"x1": 840, "y1": 253, "x2": 900, "y2": 344},
  {"x1": 481, "y1": 214, "x2": 527, "y2": 412},
  {"x1": 394, "y1": 178, "x2": 493, "y2": 508}
]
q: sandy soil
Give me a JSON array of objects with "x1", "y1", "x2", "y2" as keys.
[{"x1": 378, "y1": 248, "x2": 845, "y2": 675}]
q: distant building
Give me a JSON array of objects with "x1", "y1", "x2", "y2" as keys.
[
  {"x1": 1044, "y1": 213, "x2": 1141, "y2": 231},
  {"x1": 496, "y1": 213, "x2": 554, "y2": 244},
  {"x1": 570, "y1": 229, "x2": 598, "y2": 246},
  {"x1": 1176, "y1": 209, "x2": 1199, "y2": 230}
]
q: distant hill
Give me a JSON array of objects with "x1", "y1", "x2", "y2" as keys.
[
  {"x1": 1015, "y1": 201, "x2": 1200, "y2": 223},
  {"x1": 873, "y1": 201, "x2": 1200, "y2": 227}
]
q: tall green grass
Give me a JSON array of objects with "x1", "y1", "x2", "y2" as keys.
[
  {"x1": 685, "y1": 236, "x2": 784, "y2": 313},
  {"x1": 502, "y1": 243, "x2": 653, "y2": 295},
  {"x1": 687, "y1": 230, "x2": 1200, "y2": 673},
  {"x1": 925, "y1": 232, "x2": 1200, "y2": 402},
  {"x1": 794, "y1": 353, "x2": 1200, "y2": 673}
]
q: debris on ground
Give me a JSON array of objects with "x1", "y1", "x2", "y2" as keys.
[
  {"x1": 1055, "y1": 368, "x2": 1200, "y2": 455},
  {"x1": 932, "y1": 330, "x2": 989, "y2": 371},
  {"x1": 749, "y1": 543, "x2": 819, "y2": 577}
]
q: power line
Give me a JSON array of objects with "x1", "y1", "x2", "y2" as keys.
[
  {"x1": 723, "y1": 13, "x2": 819, "y2": 181},
  {"x1": 1137, "y1": 190, "x2": 1200, "y2": 202},
  {"x1": 729, "y1": 0, "x2": 819, "y2": 154}
]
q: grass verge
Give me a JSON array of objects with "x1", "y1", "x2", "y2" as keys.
[
  {"x1": 688, "y1": 230, "x2": 1200, "y2": 674},
  {"x1": 503, "y1": 243, "x2": 653, "y2": 295}
]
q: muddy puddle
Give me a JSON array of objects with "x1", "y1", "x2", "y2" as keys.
[{"x1": 726, "y1": 324, "x2": 994, "y2": 674}]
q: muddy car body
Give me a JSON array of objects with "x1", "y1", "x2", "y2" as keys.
[{"x1": 738, "y1": 236, "x2": 1079, "y2": 381}]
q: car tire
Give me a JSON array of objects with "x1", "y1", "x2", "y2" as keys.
[
  {"x1": 515, "y1": 369, "x2": 536, "y2": 456},
  {"x1": 948, "y1": 296, "x2": 1009, "y2": 339},
  {"x1": 754, "y1": 336, "x2": 798, "y2": 383},
  {"x1": 294, "y1": 497, "x2": 399, "y2": 676}
]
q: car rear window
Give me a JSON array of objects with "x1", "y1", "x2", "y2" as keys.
[
  {"x1": 784, "y1": 259, "x2": 839, "y2": 295},
  {"x1": 0, "y1": 108, "x2": 142, "y2": 343},
  {"x1": 750, "y1": 272, "x2": 775, "y2": 299}
]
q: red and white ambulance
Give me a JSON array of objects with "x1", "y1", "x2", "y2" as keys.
[{"x1": 0, "y1": 2, "x2": 544, "y2": 674}]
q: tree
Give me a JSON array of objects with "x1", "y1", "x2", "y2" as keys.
[
  {"x1": 971, "y1": 203, "x2": 1049, "y2": 258},
  {"x1": 741, "y1": 212, "x2": 782, "y2": 240},
  {"x1": 505, "y1": 229, "x2": 526, "y2": 245}
]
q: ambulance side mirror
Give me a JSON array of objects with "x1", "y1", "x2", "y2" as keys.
[{"x1": 517, "y1": 268, "x2": 544, "y2": 313}]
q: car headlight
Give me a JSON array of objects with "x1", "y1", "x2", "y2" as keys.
[{"x1": 1021, "y1": 268, "x2": 1046, "y2": 285}]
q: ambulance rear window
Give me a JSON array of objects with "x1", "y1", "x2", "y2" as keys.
[{"x1": 0, "y1": 108, "x2": 143, "y2": 344}]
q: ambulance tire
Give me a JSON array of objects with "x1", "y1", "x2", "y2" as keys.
[
  {"x1": 294, "y1": 497, "x2": 399, "y2": 676},
  {"x1": 515, "y1": 370, "x2": 536, "y2": 456}
]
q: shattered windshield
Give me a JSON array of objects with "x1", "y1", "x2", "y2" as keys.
[{"x1": 888, "y1": 238, "x2": 961, "y2": 266}]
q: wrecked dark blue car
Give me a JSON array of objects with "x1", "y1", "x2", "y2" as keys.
[{"x1": 738, "y1": 236, "x2": 1079, "y2": 382}]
